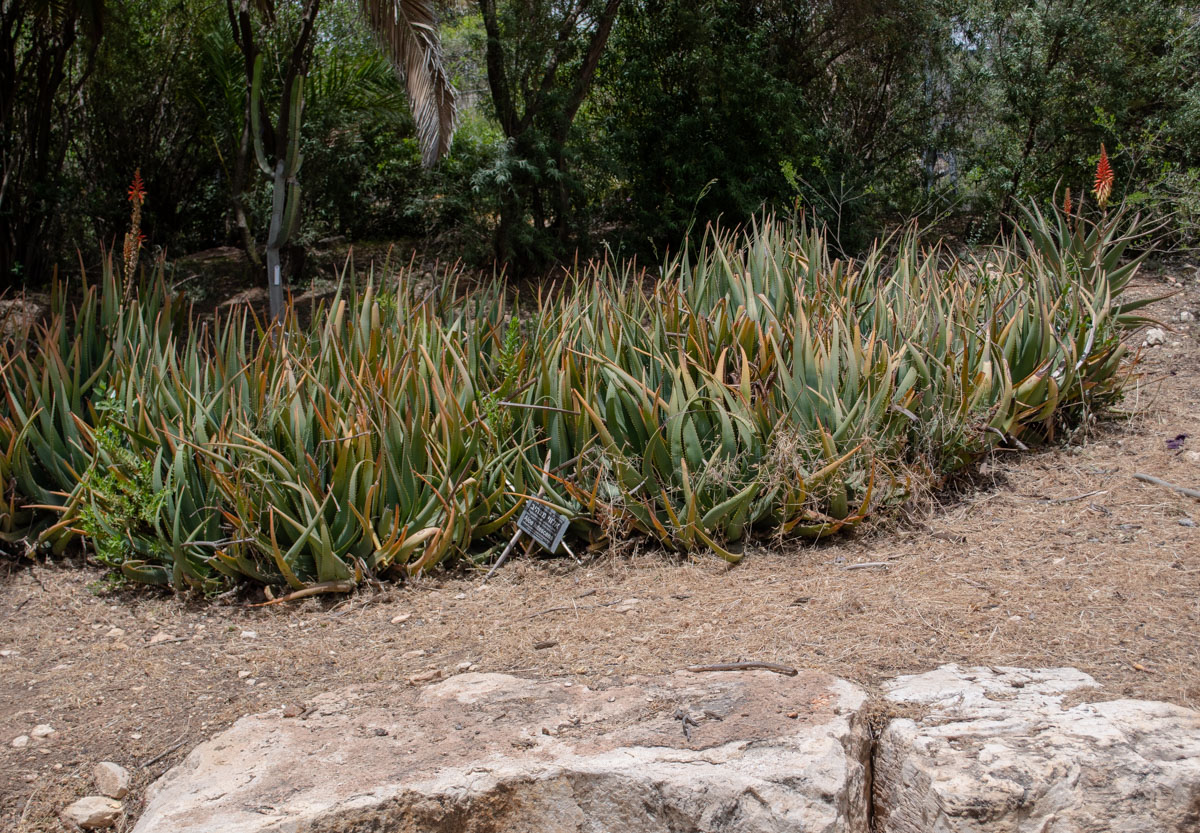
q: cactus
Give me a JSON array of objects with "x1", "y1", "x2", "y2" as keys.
[{"x1": 251, "y1": 54, "x2": 306, "y2": 321}]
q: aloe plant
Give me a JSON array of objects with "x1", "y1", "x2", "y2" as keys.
[{"x1": 0, "y1": 201, "x2": 1148, "y2": 588}]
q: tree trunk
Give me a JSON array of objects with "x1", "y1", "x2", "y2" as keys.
[
  {"x1": 232, "y1": 94, "x2": 261, "y2": 267},
  {"x1": 265, "y1": 158, "x2": 287, "y2": 321}
]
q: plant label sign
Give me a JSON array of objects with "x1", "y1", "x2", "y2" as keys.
[{"x1": 516, "y1": 501, "x2": 569, "y2": 554}]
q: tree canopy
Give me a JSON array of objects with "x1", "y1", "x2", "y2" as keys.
[{"x1": 2, "y1": 0, "x2": 1197, "y2": 288}]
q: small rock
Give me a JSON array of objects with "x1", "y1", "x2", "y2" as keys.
[
  {"x1": 456, "y1": 662, "x2": 473, "y2": 672},
  {"x1": 238, "y1": 670, "x2": 251, "y2": 679},
  {"x1": 282, "y1": 704, "x2": 303, "y2": 718},
  {"x1": 407, "y1": 669, "x2": 441, "y2": 685},
  {"x1": 612, "y1": 598, "x2": 641, "y2": 614},
  {"x1": 401, "y1": 649, "x2": 426, "y2": 659},
  {"x1": 1143, "y1": 327, "x2": 1167, "y2": 347},
  {"x1": 1181, "y1": 519, "x2": 1197, "y2": 528},
  {"x1": 454, "y1": 593, "x2": 466, "y2": 600},
  {"x1": 0, "y1": 649, "x2": 17, "y2": 657},
  {"x1": 1185, "y1": 450, "x2": 1200, "y2": 463},
  {"x1": 148, "y1": 632, "x2": 177, "y2": 645},
  {"x1": 533, "y1": 640, "x2": 558, "y2": 650},
  {"x1": 11, "y1": 735, "x2": 30, "y2": 748},
  {"x1": 1180, "y1": 310, "x2": 1195, "y2": 323},
  {"x1": 30, "y1": 724, "x2": 55, "y2": 739},
  {"x1": 61, "y1": 796, "x2": 123, "y2": 829},
  {"x1": 240, "y1": 630, "x2": 257, "y2": 639},
  {"x1": 389, "y1": 613, "x2": 411, "y2": 624},
  {"x1": 104, "y1": 627, "x2": 126, "y2": 639},
  {"x1": 94, "y1": 762, "x2": 131, "y2": 799}
]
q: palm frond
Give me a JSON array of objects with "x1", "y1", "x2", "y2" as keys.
[{"x1": 360, "y1": 0, "x2": 457, "y2": 166}]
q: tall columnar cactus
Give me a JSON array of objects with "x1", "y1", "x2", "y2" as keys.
[{"x1": 250, "y1": 55, "x2": 305, "y2": 321}]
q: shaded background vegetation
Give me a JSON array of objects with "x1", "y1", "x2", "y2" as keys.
[{"x1": 3, "y1": 0, "x2": 1199, "y2": 289}]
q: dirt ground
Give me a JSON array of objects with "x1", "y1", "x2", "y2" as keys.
[{"x1": 2, "y1": 268, "x2": 1199, "y2": 833}]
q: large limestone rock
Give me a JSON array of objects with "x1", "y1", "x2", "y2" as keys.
[
  {"x1": 133, "y1": 671, "x2": 870, "y2": 833},
  {"x1": 874, "y1": 664, "x2": 1200, "y2": 833}
]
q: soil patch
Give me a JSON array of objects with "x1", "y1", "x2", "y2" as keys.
[{"x1": 1, "y1": 269, "x2": 1198, "y2": 832}]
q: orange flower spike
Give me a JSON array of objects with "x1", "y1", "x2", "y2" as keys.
[
  {"x1": 1093, "y1": 145, "x2": 1114, "y2": 210},
  {"x1": 127, "y1": 168, "x2": 146, "y2": 206},
  {"x1": 1063, "y1": 187, "x2": 1073, "y2": 217}
]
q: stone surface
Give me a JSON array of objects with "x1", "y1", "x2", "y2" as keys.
[
  {"x1": 874, "y1": 664, "x2": 1200, "y2": 833},
  {"x1": 62, "y1": 796, "x2": 123, "y2": 829},
  {"x1": 30, "y1": 723, "x2": 55, "y2": 738},
  {"x1": 1144, "y1": 326, "x2": 1167, "y2": 346},
  {"x1": 94, "y1": 761, "x2": 131, "y2": 799},
  {"x1": 11, "y1": 734, "x2": 29, "y2": 748},
  {"x1": 133, "y1": 671, "x2": 870, "y2": 833}
]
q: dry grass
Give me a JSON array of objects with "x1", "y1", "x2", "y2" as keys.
[{"x1": 1, "y1": 271, "x2": 1198, "y2": 832}]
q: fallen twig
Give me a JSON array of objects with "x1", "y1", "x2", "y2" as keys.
[
  {"x1": 212, "y1": 586, "x2": 242, "y2": 602},
  {"x1": 329, "y1": 590, "x2": 389, "y2": 617},
  {"x1": 1043, "y1": 490, "x2": 1107, "y2": 504},
  {"x1": 947, "y1": 572, "x2": 991, "y2": 592},
  {"x1": 140, "y1": 738, "x2": 187, "y2": 769},
  {"x1": 523, "y1": 599, "x2": 623, "y2": 619},
  {"x1": 1133, "y1": 473, "x2": 1200, "y2": 500},
  {"x1": 843, "y1": 561, "x2": 891, "y2": 570},
  {"x1": 673, "y1": 708, "x2": 699, "y2": 741},
  {"x1": 249, "y1": 579, "x2": 356, "y2": 607},
  {"x1": 482, "y1": 527, "x2": 524, "y2": 584},
  {"x1": 0, "y1": 596, "x2": 31, "y2": 625},
  {"x1": 685, "y1": 662, "x2": 798, "y2": 677}
]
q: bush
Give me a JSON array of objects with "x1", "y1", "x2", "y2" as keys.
[{"x1": 0, "y1": 201, "x2": 1155, "y2": 590}]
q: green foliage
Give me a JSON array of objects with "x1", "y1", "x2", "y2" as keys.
[
  {"x1": 949, "y1": 0, "x2": 1200, "y2": 235},
  {"x1": 483, "y1": 315, "x2": 524, "y2": 442},
  {"x1": 598, "y1": 0, "x2": 941, "y2": 253},
  {"x1": 0, "y1": 201, "x2": 1150, "y2": 587},
  {"x1": 8, "y1": 0, "x2": 1199, "y2": 282},
  {"x1": 77, "y1": 419, "x2": 165, "y2": 572}
]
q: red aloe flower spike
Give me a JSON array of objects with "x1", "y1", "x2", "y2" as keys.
[
  {"x1": 1093, "y1": 145, "x2": 1114, "y2": 210},
  {"x1": 128, "y1": 168, "x2": 146, "y2": 206},
  {"x1": 1063, "y1": 187, "x2": 1072, "y2": 217}
]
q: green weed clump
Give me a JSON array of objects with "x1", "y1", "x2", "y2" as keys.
[{"x1": 0, "y1": 203, "x2": 1156, "y2": 591}]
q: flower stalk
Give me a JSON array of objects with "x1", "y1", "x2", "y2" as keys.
[
  {"x1": 122, "y1": 169, "x2": 146, "y2": 296},
  {"x1": 1093, "y1": 145, "x2": 1114, "y2": 210}
]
